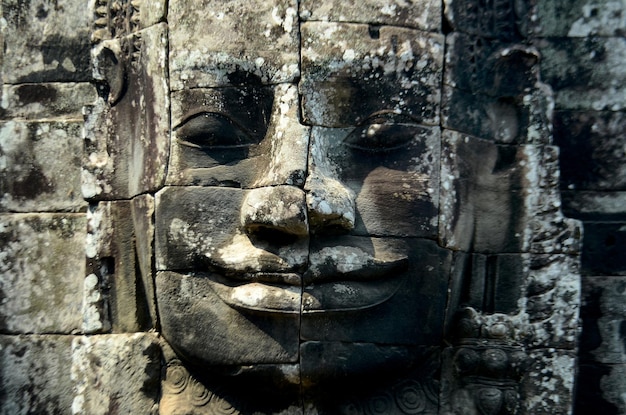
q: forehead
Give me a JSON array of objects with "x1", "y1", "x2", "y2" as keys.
[{"x1": 168, "y1": 1, "x2": 444, "y2": 125}]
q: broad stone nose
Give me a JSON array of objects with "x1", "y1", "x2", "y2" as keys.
[
  {"x1": 304, "y1": 128, "x2": 356, "y2": 233},
  {"x1": 253, "y1": 84, "x2": 310, "y2": 188},
  {"x1": 241, "y1": 185, "x2": 309, "y2": 238},
  {"x1": 304, "y1": 174, "x2": 356, "y2": 232}
]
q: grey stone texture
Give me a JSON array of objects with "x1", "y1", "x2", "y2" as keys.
[
  {"x1": 300, "y1": 0, "x2": 442, "y2": 31},
  {"x1": 0, "y1": 335, "x2": 75, "y2": 414},
  {"x1": 0, "y1": 213, "x2": 86, "y2": 334},
  {"x1": 5, "y1": 0, "x2": 626, "y2": 413},
  {"x1": 0, "y1": 121, "x2": 85, "y2": 212},
  {"x1": 0, "y1": 82, "x2": 96, "y2": 120},
  {"x1": 0, "y1": 334, "x2": 161, "y2": 415},
  {"x1": 1, "y1": 0, "x2": 92, "y2": 83},
  {"x1": 168, "y1": 0, "x2": 300, "y2": 90}
]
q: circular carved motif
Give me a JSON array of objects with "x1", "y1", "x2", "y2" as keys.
[
  {"x1": 209, "y1": 392, "x2": 238, "y2": 415},
  {"x1": 340, "y1": 400, "x2": 363, "y2": 415},
  {"x1": 365, "y1": 392, "x2": 394, "y2": 415},
  {"x1": 395, "y1": 380, "x2": 426, "y2": 414},
  {"x1": 189, "y1": 378, "x2": 212, "y2": 407},
  {"x1": 164, "y1": 364, "x2": 189, "y2": 395}
]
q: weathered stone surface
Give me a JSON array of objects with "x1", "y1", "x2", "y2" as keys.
[
  {"x1": 537, "y1": 37, "x2": 626, "y2": 111},
  {"x1": 0, "y1": 214, "x2": 85, "y2": 334},
  {"x1": 442, "y1": 85, "x2": 553, "y2": 145},
  {"x1": 522, "y1": 146, "x2": 583, "y2": 256},
  {"x1": 309, "y1": 124, "x2": 440, "y2": 238},
  {"x1": 71, "y1": 334, "x2": 161, "y2": 415},
  {"x1": 581, "y1": 276, "x2": 626, "y2": 364},
  {"x1": 301, "y1": 238, "x2": 452, "y2": 345},
  {"x1": 444, "y1": 33, "x2": 540, "y2": 96},
  {"x1": 563, "y1": 191, "x2": 626, "y2": 221},
  {"x1": 168, "y1": 0, "x2": 300, "y2": 90},
  {"x1": 521, "y1": 349, "x2": 577, "y2": 415},
  {"x1": 82, "y1": 24, "x2": 169, "y2": 200},
  {"x1": 167, "y1": 83, "x2": 309, "y2": 189},
  {"x1": 85, "y1": 201, "x2": 152, "y2": 333},
  {"x1": 155, "y1": 186, "x2": 309, "y2": 274},
  {"x1": 526, "y1": 254, "x2": 581, "y2": 350},
  {"x1": 0, "y1": 82, "x2": 96, "y2": 121},
  {"x1": 554, "y1": 110, "x2": 626, "y2": 191},
  {"x1": 1, "y1": 0, "x2": 91, "y2": 83},
  {"x1": 300, "y1": 22, "x2": 444, "y2": 127},
  {"x1": 533, "y1": 0, "x2": 626, "y2": 37},
  {"x1": 592, "y1": 363, "x2": 626, "y2": 414},
  {"x1": 156, "y1": 271, "x2": 301, "y2": 366},
  {"x1": 302, "y1": 344, "x2": 440, "y2": 413},
  {"x1": 575, "y1": 363, "x2": 625, "y2": 414},
  {"x1": 0, "y1": 334, "x2": 74, "y2": 414},
  {"x1": 131, "y1": 194, "x2": 158, "y2": 329},
  {"x1": 91, "y1": 0, "x2": 167, "y2": 42},
  {"x1": 160, "y1": 344, "x2": 302, "y2": 415},
  {"x1": 300, "y1": 0, "x2": 441, "y2": 31},
  {"x1": 581, "y1": 222, "x2": 626, "y2": 275},
  {"x1": 439, "y1": 131, "x2": 528, "y2": 252},
  {"x1": 0, "y1": 121, "x2": 85, "y2": 212},
  {"x1": 443, "y1": 0, "x2": 527, "y2": 39}
]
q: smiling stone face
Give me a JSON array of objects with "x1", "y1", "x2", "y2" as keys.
[{"x1": 154, "y1": 3, "x2": 452, "y2": 397}]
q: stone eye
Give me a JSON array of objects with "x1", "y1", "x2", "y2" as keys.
[
  {"x1": 175, "y1": 112, "x2": 253, "y2": 148},
  {"x1": 344, "y1": 122, "x2": 418, "y2": 153}
]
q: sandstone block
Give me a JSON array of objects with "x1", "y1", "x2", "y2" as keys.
[
  {"x1": 300, "y1": 0, "x2": 441, "y2": 31},
  {"x1": 300, "y1": 22, "x2": 444, "y2": 127},
  {"x1": 168, "y1": 0, "x2": 300, "y2": 89},
  {"x1": 83, "y1": 24, "x2": 169, "y2": 200},
  {"x1": 0, "y1": 213, "x2": 85, "y2": 334},
  {"x1": 71, "y1": 334, "x2": 161, "y2": 415},
  {"x1": 554, "y1": 110, "x2": 626, "y2": 191},
  {"x1": 0, "y1": 334, "x2": 74, "y2": 414},
  {"x1": 581, "y1": 276, "x2": 626, "y2": 364},
  {"x1": 0, "y1": 121, "x2": 85, "y2": 212},
  {"x1": 1, "y1": 0, "x2": 91, "y2": 83},
  {"x1": 0, "y1": 83, "x2": 96, "y2": 121},
  {"x1": 538, "y1": 37, "x2": 626, "y2": 111},
  {"x1": 533, "y1": 0, "x2": 626, "y2": 37}
]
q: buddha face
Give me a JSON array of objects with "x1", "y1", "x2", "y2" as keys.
[{"x1": 154, "y1": 1, "x2": 453, "y2": 390}]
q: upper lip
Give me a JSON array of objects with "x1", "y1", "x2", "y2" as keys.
[{"x1": 211, "y1": 245, "x2": 409, "y2": 286}]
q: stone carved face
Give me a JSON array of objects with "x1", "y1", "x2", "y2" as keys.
[{"x1": 151, "y1": 1, "x2": 535, "y2": 401}]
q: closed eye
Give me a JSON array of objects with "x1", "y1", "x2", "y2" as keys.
[
  {"x1": 344, "y1": 111, "x2": 422, "y2": 152},
  {"x1": 344, "y1": 122, "x2": 420, "y2": 152},
  {"x1": 174, "y1": 112, "x2": 254, "y2": 148}
]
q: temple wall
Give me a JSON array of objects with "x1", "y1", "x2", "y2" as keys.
[
  {"x1": 531, "y1": 1, "x2": 626, "y2": 413},
  {"x1": 0, "y1": 0, "x2": 623, "y2": 414}
]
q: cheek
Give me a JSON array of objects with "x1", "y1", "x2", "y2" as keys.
[{"x1": 355, "y1": 167, "x2": 438, "y2": 238}]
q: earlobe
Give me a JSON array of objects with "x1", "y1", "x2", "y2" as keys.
[{"x1": 93, "y1": 41, "x2": 127, "y2": 105}]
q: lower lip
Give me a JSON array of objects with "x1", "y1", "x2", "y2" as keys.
[{"x1": 203, "y1": 272, "x2": 405, "y2": 314}]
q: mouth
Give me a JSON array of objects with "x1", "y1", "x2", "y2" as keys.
[{"x1": 202, "y1": 243, "x2": 409, "y2": 314}]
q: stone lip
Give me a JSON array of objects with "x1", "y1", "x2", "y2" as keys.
[
  {"x1": 194, "y1": 268, "x2": 407, "y2": 314},
  {"x1": 172, "y1": 241, "x2": 410, "y2": 313}
]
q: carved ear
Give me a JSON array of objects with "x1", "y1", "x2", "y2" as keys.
[{"x1": 93, "y1": 41, "x2": 127, "y2": 105}]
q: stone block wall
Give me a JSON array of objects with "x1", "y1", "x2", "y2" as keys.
[
  {"x1": 0, "y1": 1, "x2": 161, "y2": 413},
  {"x1": 531, "y1": 0, "x2": 626, "y2": 413},
  {"x1": 0, "y1": 0, "x2": 623, "y2": 414}
]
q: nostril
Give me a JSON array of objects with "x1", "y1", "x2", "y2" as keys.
[
  {"x1": 240, "y1": 186, "x2": 309, "y2": 238},
  {"x1": 246, "y1": 225, "x2": 301, "y2": 246}
]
